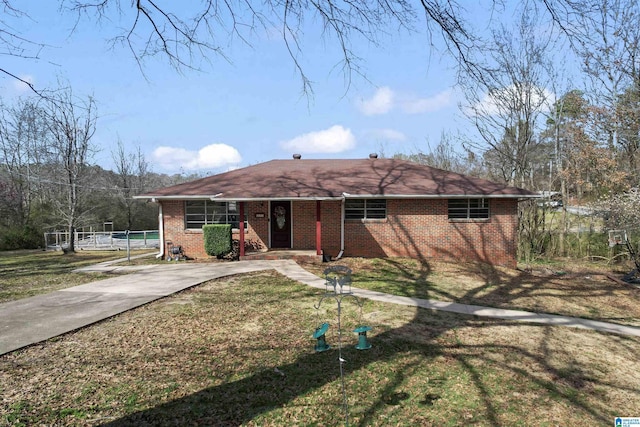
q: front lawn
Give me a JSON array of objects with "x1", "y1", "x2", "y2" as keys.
[
  {"x1": 1, "y1": 271, "x2": 639, "y2": 426},
  {"x1": 0, "y1": 250, "x2": 151, "y2": 302},
  {"x1": 302, "y1": 257, "x2": 640, "y2": 327}
]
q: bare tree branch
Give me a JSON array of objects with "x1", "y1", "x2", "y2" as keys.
[
  {"x1": 42, "y1": 86, "x2": 98, "y2": 252},
  {"x1": 0, "y1": 1, "x2": 626, "y2": 97}
]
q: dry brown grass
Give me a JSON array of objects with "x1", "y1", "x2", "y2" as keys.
[
  {"x1": 3, "y1": 255, "x2": 640, "y2": 425},
  {"x1": 1, "y1": 270, "x2": 639, "y2": 426},
  {"x1": 301, "y1": 257, "x2": 640, "y2": 326},
  {"x1": 0, "y1": 250, "x2": 139, "y2": 302}
]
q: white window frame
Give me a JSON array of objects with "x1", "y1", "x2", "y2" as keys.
[
  {"x1": 185, "y1": 201, "x2": 247, "y2": 230},
  {"x1": 345, "y1": 199, "x2": 387, "y2": 220},
  {"x1": 448, "y1": 198, "x2": 490, "y2": 220}
]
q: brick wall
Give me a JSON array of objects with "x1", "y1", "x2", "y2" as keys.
[
  {"x1": 318, "y1": 198, "x2": 519, "y2": 267},
  {"x1": 292, "y1": 200, "x2": 319, "y2": 249},
  {"x1": 161, "y1": 201, "x2": 267, "y2": 259},
  {"x1": 321, "y1": 200, "x2": 342, "y2": 255},
  {"x1": 160, "y1": 198, "x2": 519, "y2": 267}
]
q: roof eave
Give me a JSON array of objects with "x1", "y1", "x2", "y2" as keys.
[
  {"x1": 136, "y1": 193, "x2": 539, "y2": 201},
  {"x1": 342, "y1": 193, "x2": 539, "y2": 199},
  {"x1": 134, "y1": 195, "x2": 345, "y2": 202}
]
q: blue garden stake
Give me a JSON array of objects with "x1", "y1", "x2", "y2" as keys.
[
  {"x1": 354, "y1": 325, "x2": 372, "y2": 350},
  {"x1": 313, "y1": 265, "x2": 363, "y2": 426},
  {"x1": 313, "y1": 322, "x2": 331, "y2": 352}
]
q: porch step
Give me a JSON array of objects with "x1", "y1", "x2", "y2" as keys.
[{"x1": 240, "y1": 250, "x2": 324, "y2": 263}]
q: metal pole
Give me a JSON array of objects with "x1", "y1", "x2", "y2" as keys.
[
  {"x1": 336, "y1": 297, "x2": 349, "y2": 426},
  {"x1": 126, "y1": 230, "x2": 131, "y2": 262}
]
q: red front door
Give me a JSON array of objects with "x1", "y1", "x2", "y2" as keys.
[{"x1": 271, "y1": 201, "x2": 291, "y2": 248}]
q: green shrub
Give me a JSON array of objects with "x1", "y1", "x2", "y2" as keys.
[
  {"x1": 0, "y1": 225, "x2": 43, "y2": 250},
  {"x1": 203, "y1": 224, "x2": 232, "y2": 257}
]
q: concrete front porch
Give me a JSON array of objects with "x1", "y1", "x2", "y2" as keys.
[{"x1": 240, "y1": 249, "x2": 324, "y2": 263}]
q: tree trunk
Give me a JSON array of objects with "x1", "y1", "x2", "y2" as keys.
[
  {"x1": 67, "y1": 224, "x2": 76, "y2": 253},
  {"x1": 559, "y1": 179, "x2": 568, "y2": 257}
]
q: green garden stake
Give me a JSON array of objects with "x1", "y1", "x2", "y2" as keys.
[
  {"x1": 353, "y1": 325, "x2": 372, "y2": 350},
  {"x1": 313, "y1": 322, "x2": 331, "y2": 352}
]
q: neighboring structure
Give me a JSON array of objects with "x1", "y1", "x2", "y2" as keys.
[{"x1": 136, "y1": 155, "x2": 537, "y2": 267}]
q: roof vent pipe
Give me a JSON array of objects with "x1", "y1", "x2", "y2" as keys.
[
  {"x1": 293, "y1": 154, "x2": 302, "y2": 159},
  {"x1": 369, "y1": 153, "x2": 378, "y2": 159}
]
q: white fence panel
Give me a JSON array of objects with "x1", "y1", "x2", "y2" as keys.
[{"x1": 44, "y1": 230, "x2": 159, "y2": 251}]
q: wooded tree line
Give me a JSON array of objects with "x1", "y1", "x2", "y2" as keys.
[
  {"x1": 399, "y1": 2, "x2": 638, "y2": 193},
  {"x1": 0, "y1": 89, "x2": 197, "y2": 250},
  {"x1": 2, "y1": 0, "x2": 640, "y2": 259},
  {"x1": 393, "y1": 1, "x2": 640, "y2": 260}
]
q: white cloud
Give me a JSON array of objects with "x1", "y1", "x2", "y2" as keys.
[
  {"x1": 357, "y1": 87, "x2": 454, "y2": 116},
  {"x1": 401, "y1": 89, "x2": 453, "y2": 114},
  {"x1": 471, "y1": 85, "x2": 555, "y2": 117},
  {"x1": 152, "y1": 143, "x2": 241, "y2": 170},
  {"x1": 366, "y1": 128, "x2": 407, "y2": 142},
  {"x1": 13, "y1": 75, "x2": 34, "y2": 93},
  {"x1": 280, "y1": 125, "x2": 356, "y2": 153},
  {"x1": 357, "y1": 86, "x2": 395, "y2": 116}
]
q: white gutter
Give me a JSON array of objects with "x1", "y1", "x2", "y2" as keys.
[
  {"x1": 135, "y1": 195, "x2": 344, "y2": 201},
  {"x1": 135, "y1": 193, "x2": 539, "y2": 201},
  {"x1": 155, "y1": 200, "x2": 165, "y2": 259},
  {"x1": 337, "y1": 193, "x2": 541, "y2": 199},
  {"x1": 335, "y1": 194, "x2": 347, "y2": 260}
]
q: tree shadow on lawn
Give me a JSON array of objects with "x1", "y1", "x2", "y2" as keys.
[
  {"x1": 102, "y1": 261, "x2": 633, "y2": 426},
  {"x1": 0, "y1": 251, "x2": 120, "y2": 280},
  {"x1": 348, "y1": 256, "x2": 634, "y2": 324}
]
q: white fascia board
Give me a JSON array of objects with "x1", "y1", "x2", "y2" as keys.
[
  {"x1": 133, "y1": 195, "x2": 219, "y2": 200},
  {"x1": 136, "y1": 194, "x2": 540, "y2": 201},
  {"x1": 220, "y1": 197, "x2": 344, "y2": 201},
  {"x1": 134, "y1": 195, "x2": 344, "y2": 201},
  {"x1": 342, "y1": 193, "x2": 540, "y2": 199}
]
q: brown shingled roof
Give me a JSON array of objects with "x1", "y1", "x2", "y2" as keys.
[{"x1": 138, "y1": 158, "x2": 537, "y2": 200}]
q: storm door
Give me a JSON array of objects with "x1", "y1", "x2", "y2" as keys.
[{"x1": 270, "y1": 201, "x2": 291, "y2": 248}]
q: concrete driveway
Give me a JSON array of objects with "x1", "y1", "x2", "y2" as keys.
[
  {"x1": 0, "y1": 261, "x2": 285, "y2": 355},
  {"x1": 2, "y1": 258, "x2": 640, "y2": 356}
]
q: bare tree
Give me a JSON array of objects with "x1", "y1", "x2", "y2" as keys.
[
  {"x1": 460, "y1": 5, "x2": 553, "y2": 188},
  {"x1": 1, "y1": 1, "x2": 631, "y2": 102},
  {"x1": 111, "y1": 139, "x2": 150, "y2": 230},
  {"x1": 44, "y1": 88, "x2": 97, "y2": 253},
  {"x1": 392, "y1": 131, "x2": 481, "y2": 176},
  {"x1": 0, "y1": 1, "x2": 546, "y2": 95},
  {"x1": 605, "y1": 188, "x2": 640, "y2": 234},
  {"x1": 0, "y1": 1, "x2": 49, "y2": 93},
  {"x1": 565, "y1": 0, "x2": 640, "y2": 179},
  {"x1": 615, "y1": 84, "x2": 640, "y2": 178},
  {"x1": 541, "y1": 89, "x2": 586, "y2": 254},
  {"x1": 0, "y1": 98, "x2": 50, "y2": 228}
]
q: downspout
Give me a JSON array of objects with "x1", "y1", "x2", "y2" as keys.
[
  {"x1": 155, "y1": 200, "x2": 165, "y2": 259},
  {"x1": 316, "y1": 200, "x2": 322, "y2": 256},
  {"x1": 239, "y1": 201, "x2": 245, "y2": 258},
  {"x1": 335, "y1": 194, "x2": 346, "y2": 259}
]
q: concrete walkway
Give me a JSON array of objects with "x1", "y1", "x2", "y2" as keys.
[
  {"x1": 1, "y1": 258, "x2": 640, "y2": 356},
  {"x1": 276, "y1": 261, "x2": 640, "y2": 338}
]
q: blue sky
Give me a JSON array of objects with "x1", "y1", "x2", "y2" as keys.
[{"x1": 1, "y1": 2, "x2": 479, "y2": 175}]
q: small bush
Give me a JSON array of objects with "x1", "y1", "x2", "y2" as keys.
[
  {"x1": 203, "y1": 224, "x2": 232, "y2": 257},
  {"x1": 0, "y1": 225, "x2": 43, "y2": 250}
]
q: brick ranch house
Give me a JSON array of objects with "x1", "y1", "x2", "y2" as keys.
[{"x1": 137, "y1": 155, "x2": 537, "y2": 267}]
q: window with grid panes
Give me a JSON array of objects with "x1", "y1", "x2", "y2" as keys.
[
  {"x1": 448, "y1": 198, "x2": 490, "y2": 220},
  {"x1": 345, "y1": 199, "x2": 386, "y2": 219},
  {"x1": 185, "y1": 201, "x2": 247, "y2": 229}
]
